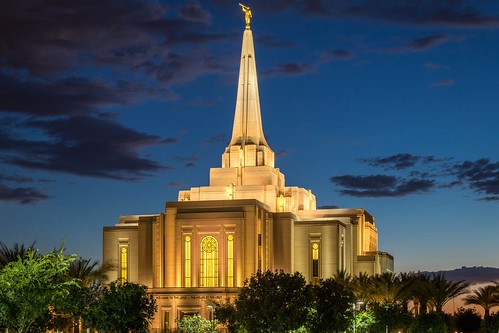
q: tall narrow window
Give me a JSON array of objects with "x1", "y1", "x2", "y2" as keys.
[
  {"x1": 185, "y1": 236, "x2": 191, "y2": 287},
  {"x1": 227, "y1": 235, "x2": 234, "y2": 287},
  {"x1": 200, "y1": 236, "x2": 218, "y2": 287},
  {"x1": 312, "y1": 243, "x2": 319, "y2": 283},
  {"x1": 120, "y1": 246, "x2": 128, "y2": 281}
]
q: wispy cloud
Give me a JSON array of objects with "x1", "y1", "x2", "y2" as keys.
[
  {"x1": 0, "y1": 182, "x2": 50, "y2": 204},
  {"x1": 331, "y1": 153, "x2": 499, "y2": 201},
  {"x1": 301, "y1": 0, "x2": 499, "y2": 27},
  {"x1": 204, "y1": 133, "x2": 227, "y2": 144},
  {"x1": 331, "y1": 174, "x2": 435, "y2": 197},
  {"x1": 179, "y1": 0, "x2": 212, "y2": 24},
  {"x1": 432, "y1": 79, "x2": 455, "y2": 87},
  {"x1": 0, "y1": 115, "x2": 176, "y2": 181},
  {"x1": 262, "y1": 62, "x2": 316, "y2": 76}
]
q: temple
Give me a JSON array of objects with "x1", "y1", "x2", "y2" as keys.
[{"x1": 103, "y1": 8, "x2": 393, "y2": 331}]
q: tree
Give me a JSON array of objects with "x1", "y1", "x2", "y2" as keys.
[
  {"x1": 483, "y1": 311, "x2": 499, "y2": 333},
  {"x1": 308, "y1": 278, "x2": 354, "y2": 333},
  {"x1": 85, "y1": 281, "x2": 157, "y2": 333},
  {"x1": 215, "y1": 300, "x2": 239, "y2": 333},
  {"x1": 235, "y1": 270, "x2": 312, "y2": 333},
  {"x1": 453, "y1": 307, "x2": 481, "y2": 333},
  {"x1": 0, "y1": 248, "x2": 78, "y2": 333},
  {"x1": 58, "y1": 258, "x2": 116, "y2": 332},
  {"x1": 351, "y1": 310, "x2": 376, "y2": 333},
  {"x1": 370, "y1": 303, "x2": 412, "y2": 333},
  {"x1": 411, "y1": 312, "x2": 451, "y2": 333},
  {"x1": 0, "y1": 241, "x2": 36, "y2": 269},
  {"x1": 464, "y1": 284, "x2": 499, "y2": 318},
  {"x1": 427, "y1": 273, "x2": 469, "y2": 313},
  {"x1": 177, "y1": 313, "x2": 219, "y2": 333}
]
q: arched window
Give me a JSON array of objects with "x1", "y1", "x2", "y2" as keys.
[
  {"x1": 312, "y1": 243, "x2": 319, "y2": 283},
  {"x1": 120, "y1": 246, "x2": 128, "y2": 281},
  {"x1": 200, "y1": 236, "x2": 218, "y2": 287},
  {"x1": 185, "y1": 236, "x2": 191, "y2": 287}
]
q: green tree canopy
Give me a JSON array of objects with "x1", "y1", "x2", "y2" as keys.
[
  {"x1": 0, "y1": 248, "x2": 78, "y2": 333},
  {"x1": 308, "y1": 278, "x2": 355, "y2": 333},
  {"x1": 235, "y1": 270, "x2": 312, "y2": 333},
  {"x1": 177, "y1": 313, "x2": 219, "y2": 333},
  {"x1": 453, "y1": 307, "x2": 481, "y2": 333},
  {"x1": 85, "y1": 281, "x2": 157, "y2": 333}
]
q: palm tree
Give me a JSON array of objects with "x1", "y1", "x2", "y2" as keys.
[
  {"x1": 352, "y1": 272, "x2": 374, "y2": 306},
  {"x1": 427, "y1": 273, "x2": 469, "y2": 313},
  {"x1": 410, "y1": 273, "x2": 433, "y2": 315},
  {"x1": 463, "y1": 284, "x2": 499, "y2": 317},
  {"x1": 0, "y1": 241, "x2": 36, "y2": 269},
  {"x1": 370, "y1": 272, "x2": 405, "y2": 305},
  {"x1": 68, "y1": 257, "x2": 116, "y2": 287}
]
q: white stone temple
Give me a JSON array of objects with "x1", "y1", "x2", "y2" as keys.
[{"x1": 103, "y1": 8, "x2": 393, "y2": 331}]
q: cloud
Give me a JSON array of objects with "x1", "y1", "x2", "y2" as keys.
[
  {"x1": 0, "y1": 174, "x2": 34, "y2": 184},
  {"x1": 424, "y1": 62, "x2": 442, "y2": 70},
  {"x1": 407, "y1": 34, "x2": 449, "y2": 50},
  {"x1": 179, "y1": 1, "x2": 212, "y2": 24},
  {"x1": 263, "y1": 62, "x2": 316, "y2": 76},
  {"x1": 332, "y1": 153, "x2": 498, "y2": 201},
  {"x1": 168, "y1": 181, "x2": 187, "y2": 188},
  {"x1": 318, "y1": 204, "x2": 340, "y2": 209},
  {"x1": 301, "y1": 0, "x2": 499, "y2": 27},
  {"x1": 0, "y1": 73, "x2": 144, "y2": 116},
  {"x1": 359, "y1": 153, "x2": 446, "y2": 170},
  {"x1": 256, "y1": 35, "x2": 298, "y2": 48},
  {"x1": 360, "y1": 153, "x2": 422, "y2": 169},
  {"x1": 176, "y1": 155, "x2": 197, "y2": 168},
  {"x1": 331, "y1": 175, "x2": 435, "y2": 197},
  {"x1": 0, "y1": 115, "x2": 176, "y2": 181},
  {"x1": 432, "y1": 79, "x2": 455, "y2": 87},
  {"x1": 450, "y1": 159, "x2": 499, "y2": 201},
  {"x1": 276, "y1": 150, "x2": 288, "y2": 158},
  {"x1": 204, "y1": 133, "x2": 227, "y2": 144},
  {"x1": 0, "y1": 182, "x2": 50, "y2": 204}
]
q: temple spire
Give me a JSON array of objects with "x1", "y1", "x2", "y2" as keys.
[
  {"x1": 229, "y1": 7, "x2": 269, "y2": 149},
  {"x1": 221, "y1": 6, "x2": 274, "y2": 170}
]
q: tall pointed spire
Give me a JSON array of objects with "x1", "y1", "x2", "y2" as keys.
[
  {"x1": 221, "y1": 5, "x2": 274, "y2": 170},
  {"x1": 229, "y1": 27, "x2": 269, "y2": 148}
]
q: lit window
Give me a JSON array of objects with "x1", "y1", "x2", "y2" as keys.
[
  {"x1": 185, "y1": 236, "x2": 191, "y2": 287},
  {"x1": 227, "y1": 235, "x2": 234, "y2": 287},
  {"x1": 120, "y1": 246, "x2": 128, "y2": 281},
  {"x1": 312, "y1": 243, "x2": 319, "y2": 282},
  {"x1": 200, "y1": 236, "x2": 218, "y2": 287}
]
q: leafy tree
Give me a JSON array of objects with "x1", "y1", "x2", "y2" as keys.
[
  {"x1": 411, "y1": 312, "x2": 451, "y2": 333},
  {"x1": 85, "y1": 281, "x2": 157, "y2": 333},
  {"x1": 62, "y1": 258, "x2": 116, "y2": 332},
  {"x1": 308, "y1": 278, "x2": 354, "y2": 333},
  {"x1": 215, "y1": 300, "x2": 239, "y2": 333},
  {"x1": 177, "y1": 313, "x2": 219, "y2": 333},
  {"x1": 351, "y1": 310, "x2": 376, "y2": 333},
  {"x1": 464, "y1": 284, "x2": 499, "y2": 318},
  {"x1": 483, "y1": 311, "x2": 499, "y2": 333},
  {"x1": 235, "y1": 270, "x2": 312, "y2": 333},
  {"x1": 370, "y1": 303, "x2": 412, "y2": 333},
  {"x1": 0, "y1": 248, "x2": 78, "y2": 333},
  {"x1": 453, "y1": 307, "x2": 481, "y2": 333}
]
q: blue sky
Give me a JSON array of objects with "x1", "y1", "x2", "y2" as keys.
[{"x1": 1, "y1": 0, "x2": 498, "y2": 273}]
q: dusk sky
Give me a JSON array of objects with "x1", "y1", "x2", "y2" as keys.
[{"x1": 1, "y1": 0, "x2": 498, "y2": 273}]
